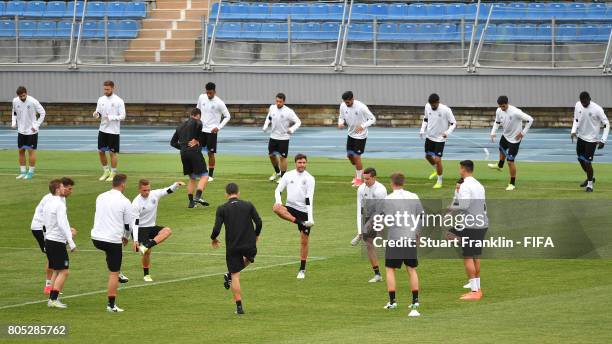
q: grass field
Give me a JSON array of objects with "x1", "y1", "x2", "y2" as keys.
[{"x1": 1, "y1": 150, "x2": 611, "y2": 343}]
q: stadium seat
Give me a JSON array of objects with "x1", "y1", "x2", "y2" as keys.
[
  {"x1": 223, "y1": 3, "x2": 248, "y2": 20},
  {"x1": 289, "y1": 3, "x2": 309, "y2": 21},
  {"x1": 216, "y1": 22, "x2": 241, "y2": 40},
  {"x1": 260, "y1": 22, "x2": 287, "y2": 41},
  {"x1": 18, "y1": 20, "x2": 36, "y2": 37},
  {"x1": 241, "y1": 22, "x2": 261, "y2": 40},
  {"x1": 406, "y1": 3, "x2": 426, "y2": 20},
  {"x1": 347, "y1": 23, "x2": 373, "y2": 42},
  {"x1": 87, "y1": 2, "x2": 108, "y2": 19},
  {"x1": 465, "y1": 3, "x2": 491, "y2": 20},
  {"x1": 577, "y1": 24, "x2": 599, "y2": 42},
  {"x1": 526, "y1": 3, "x2": 547, "y2": 21},
  {"x1": 327, "y1": 4, "x2": 344, "y2": 21},
  {"x1": 64, "y1": 1, "x2": 85, "y2": 18},
  {"x1": 495, "y1": 23, "x2": 517, "y2": 41},
  {"x1": 599, "y1": 24, "x2": 612, "y2": 41},
  {"x1": 377, "y1": 22, "x2": 397, "y2": 42},
  {"x1": 506, "y1": 2, "x2": 527, "y2": 21},
  {"x1": 269, "y1": 3, "x2": 289, "y2": 21},
  {"x1": 586, "y1": 3, "x2": 607, "y2": 20},
  {"x1": 556, "y1": 24, "x2": 578, "y2": 42},
  {"x1": 417, "y1": 23, "x2": 438, "y2": 41},
  {"x1": 397, "y1": 23, "x2": 418, "y2": 42},
  {"x1": 291, "y1": 22, "x2": 320, "y2": 40},
  {"x1": 426, "y1": 3, "x2": 446, "y2": 19},
  {"x1": 125, "y1": 2, "x2": 146, "y2": 18},
  {"x1": 439, "y1": 23, "x2": 458, "y2": 41},
  {"x1": 0, "y1": 2, "x2": 5, "y2": 17},
  {"x1": 350, "y1": 3, "x2": 369, "y2": 21},
  {"x1": 566, "y1": 3, "x2": 587, "y2": 21},
  {"x1": 0, "y1": 19, "x2": 15, "y2": 37},
  {"x1": 110, "y1": 19, "x2": 139, "y2": 38},
  {"x1": 547, "y1": 3, "x2": 568, "y2": 20},
  {"x1": 44, "y1": 1, "x2": 67, "y2": 18},
  {"x1": 82, "y1": 20, "x2": 104, "y2": 38},
  {"x1": 106, "y1": 2, "x2": 127, "y2": 18},
  {"x1": 536, "y1": 24, "x2": 552, "y2": 41},
  {"x1": 463, "y1": 24, "x2": 486, "y2": 41},
  {"x1": 248, "y1": 3, "x2": 269, "y2": 20},
  {"x1": 5, "y1": 1, "x2": 26, "y2": 17},
  {"x1": 369, "y1": 3, "x2": 388, "y2": 19},
  {"x1": 36, "y1": 21, "x2": 56, "y2": 38},
  {"x1": 320, "y1": 22, "x2": 339, "y2": 40},
  {"x1": 55, "y1": 20, "x2": 74, "y2": 38},
  {"x1": 23, "y1": 1, "x2": 46, "y2": 18},
  {"x1": 387, "y1": 3, "x2": 408, "y2": 20},
  {"x1": 491, "y1": 3, "x2": 509, "y2": 20},
  {"x1": 308, "y1": 4, "x2": 328, "y2": 21},
  {"x1": 515, "y1": 23, "x2": 537, "y2": 41},
  {"x1": 446, "y1": 3, "x2": 466, "y2": 20}
]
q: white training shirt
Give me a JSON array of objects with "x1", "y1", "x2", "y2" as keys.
[
  {"x1": 43, "y1": 195, "x2": 75, "y2": 249},
  {"x1": 262, "y1": 104, "x2": 301, "y2": 140},
  {"x1": 420, "y1": 103, "x2": 457, "y2": 142},
  {"x1": 491, "y1": 105, "x2": 534, "y2": 144},
  {"x1": 450, "y1": 176, "x2": 488, "y2": 229},
  {"x1": 11, "y1": 95, "x2": 46, "y2": 135},
  {"x1": 196, "y1": 95, "x2": 231, "y2": 133},
  {"x1": 571, "y1": 101, "x2": 610, "y2": 143},
  {"x1": 131, "y1": 183, "x2": 179, "y2": 240},
  {"x1": 356, "y1": 180, "x2": 388, "y2": 234},
  {"x1": 91, "y1": 189, "x2": 134, "y2": 244},
  {"x1": 95, "y1": 94, "x2": 126, "y2": 135},
  {"x1": 382, "y1": 189, "x2": 424, "y2": 240},
  {"x1": 338, "y1": 100, "x2": 376, "y2": 140},
  {"x1": 31, "y1": 193, "x2": 66, "y2": 231},
  {"x1": 275, "y1": 169, "x2": 315, "y2": 221}
]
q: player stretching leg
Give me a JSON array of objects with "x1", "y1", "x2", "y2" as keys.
[{"x1": 263, "y1": 93, "x2": 301, "y2": 183}]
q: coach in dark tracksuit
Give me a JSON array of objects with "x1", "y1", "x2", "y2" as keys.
[
  {"x1": 170, "y1": 108, "x2": 209, "y2": 208},
  {"x1": 211, "y1": 182, "x2": 262, "y2": 315}
]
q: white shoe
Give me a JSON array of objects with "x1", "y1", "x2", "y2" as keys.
[
  {"x1": 505, "y1": 184, "x2": 516, "y2": 191},
  {"x1": 463, "y1": 282, "x2": 471, "y2": 289},
  {"x1": 208, "y1": 176, "x2": 214, "y2": 182},
  {"x1": 138, "y1": 245, "x2": 148, "y2": 255},
  {"x1": 350, "y1": 234, "x2": 362, "y2": 246},
  {"x1": 98, "y1": 170, "x2": 110, "y2": 181},
  {"x1": 368, "y1": 274, "x2": 383, "y2": 283},
  {"x1": 408, "y1": 303, "x2": 420, "y2": 317},
  {"x1": 302, "y1": 220, "x2": 314, "y2": 228},
  {"x1": 487, "y1": 163, "x2": 502, "y2": 171},
  {"x1": 107, "y1": 305, "x2": 124, "y2": 312},
  {"x1": 143, "y1": 275, "x2": 153, "y2": 282},
  {"x1": 105, "y1": 171, "x2": 116, "y2": 182},
  {"x1": 47, "y1": 299, "x2": 68, "y2": 309},
  {"x1": 16, "y1": 173, "x2": 26, "y2": 179},
  {"x1": 296, "y1": 270, "x2": 305, "y2": 279},
  {"x1": 269, "y1": 173, "x2": 280, "y2": 182},
  {"x1": 383, "y1": 302, "x2": 397, "y2": 309},
  {"x1": 118, "y1": 272, "x2": 129, "y2": 283}
]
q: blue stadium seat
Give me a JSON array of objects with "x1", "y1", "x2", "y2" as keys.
[
  {"x1": 387, "y1": 3, "x2": 408, "y2": 20},
  {"x1": 526, "y1": 3, "x2": 547, "y2": 20},
  {"x1": 350, "y1": 3, "x2": 369, "y2": 21},
  {"x1": 566, "y1": 3, "x2": 587, "y2": 21},
  {"x1": 216, "y1": 22, "x2": 241, "y2": 40},
  {"x1": 291, "y1": 22, "x2": 320, "y2": 40},
  {"x1": 83, "y1": 21, "x2": 105, "y2": 38},
  {"x1": 515, "y1": 23, "x2": 537, "y2": 41},
  {"x1": 417, "y1": 23, "x2": 438, "y2": 41},
  {"x1": 369, "y1": 3, "x2": 387, "y2": 19},
  {"x1": 465, "y1": 3, "x2": 491, "y2": 20},
  {"x1": 547, "y1": 3, "x2": 568, "y2": 19},
  {"x1": 109, "y1": 19, "x2": 139, "y2": 38},
  {"x1": 446, "y1": 3, "x2": 466, "y2": 20},
  {"x1": 308, "y1": 4, "x2": 328, "y2": 21},
  {"x1": 406, "y1": 3, "x2": 426, "y2": 20},
  {"x1": 260, "y1": 22, "x2": 287, "y2": 41},
  {"x1": 536, "y1": 24, "x2": 551, "y2": 41},
  {"x1": 463, "y1": 24, "x2": 486, "y2": 41},
  {"x1": 106, "y1": 2, "x2": 127, "y2": 18},
  {"x1": 125, "y1": 2, "x2": 146, "y2": 18},
  {"x1": 5, "y1": 1, "x2": 26, "y2": 17},
  {"x1": 248, "y1": 3, "x2": 269, "y2": 20},
  {"x1": 23, "y1": 1, "x2": 46, "y2": 17},
  {"x1": 577, "y1": 24, "x2": 599, "y2": 42},
  {"x1": 484, "y1": 24, "x2": 497, "y2": 41},
  {"x1": 556, "y1": 24, "x2": 578, "y2": 42},
  {"x1": 495, "y1": 23, "x2": 517, "y2": 41},
  {"x1": 64, "y1": 1, "x2": 84, "y2": 18},
  {"x1": 87, "y1": 2, "x2": 108, "y2": 19},
  {"x1": 269, "y1": 3, "x2": 289, "y2": 21},
  {"x1": 586, "y1": 3, "x2": 607, "y2": 20},
  {"x1": 377, "y1": 23, "x2": 397, "y2": 41},
  {"x1": 327, "y1": 4, "x2": 344, "y2": 21},
  {"x1": 44, "y1": 1, "x2": 67, "y2": 18},
  {"x1": 320, "y1": 22, "x2": 339, "y2": 40},
  {"x1": 36, "y1": 21, "x2": 56, "y2": 38},
  {"x1": 0, "y1": 2, "x2": 5, "y2": 17},
  {"x1": 18, "y1": 20, "x2": 36, "y2": 37},
  {"x1": 218, "y1": 3, "x2": 246, "y2": 20},
  {"x1": 491, "y1": 3, "x2": 509, "y2": 20},
  {"x1": 599, "y1": 24, "x2": 612, "y2": 41},
  {"x1": 55, "y1": 20, "x2": 74, "y2": 38},
  {"x1": 439, "y1": 23, "x2": 458, "y2": 41},
  {"x1": 290, "y1": 3, "x2": 309, "y2": 21},
  {"x1": 0, "y1": 19, "x2": 15, "y2": 37},
  {"x1": 397, "y1": 23, "x2": 418, "y2": 41},
  {"x1": 506, "y1": 2, "x2": 527, "y2": 21},
  {"x1": 241, "y1": 22, "x2": 261, "y2": 40},
  {"x1": 426, "y1": 3, "x2": 446, "y2": 19},
  {"x1": 348, "y1": 23, "x2": 372, "y2": 42}
]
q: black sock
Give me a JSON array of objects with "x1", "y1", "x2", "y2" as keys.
[
  {"x1": 143, "y1": 267, "x2": 149, "y2": 276},
  {"x1": 280, "y1": 170, "x2": 286, "y2": 177},
  {"x1": 373, "y1": 266, "x2": 380, "y2": 276},
  {"x1": 236, "y1": 300, "x2": 242, "y2": 308},
  {"x1": 273, "y1": 165, "x2": 280, "y2": 174},
  {"x1": 108, "y1": 296, "x2": 116, "y2": 308},
  {"x1": 188, "y1": 194, "x2": 194, "y2": 202},
  {"x1": 498, "y1": 160, "x2": 505, "y2": 168},
  {"x1": 145, "y1": 239, "x2": 157, "y2": 249},
  {"x1": 388, "y1": 291, "x2": 396, "y2": 304},
  {"x1": 195, "y1": 190, "x2": 202, "y2": 199},
  {"x1": 209, "y1": 168, "x2": 214, "y2": 177},
  {"x1": 412, "y1": 290, "x2": 419, "y2": 304},
  {"x1": 50, "y1": 290, "x2": 59, "y2": 301},
  {"x1": 299, "y1": 260, "x2": 306, "y2": 271},
  {"x1": 510, "y1": 177, "x2": 516, "y2": 185}
]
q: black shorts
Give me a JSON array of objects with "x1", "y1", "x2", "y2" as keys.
[
  {"x1": 17, "y1": 133, "x2": 38, "y2": 150},
  {"x1": 180, "y1": 149, "x2": 208, "y2": 178},
  {"x1": 32, "y1": 230, "x2": 46, "y2": 253},
  {"x1": 424, "y1": 138, "x2": 445, "y2": 158},
  {"x1": 499, "y1": 135, "x2": 520, "y2": 161},
  {"x1": 92, "y1": 239, "x2": 123, "y2": 272},
  {"x1": 385, "y1": 258, "x2": 418, "y2": 269},
  {"x1": 45, "y1": 240, "x2": 69, "y2": 270},
  {"x1": 385, "y1": 244, "x2": 418, "y2": 268},
  {"x1": 98, "y1": 131, "x2": 120, "y2": 153},
  {"x1": 287, "y1": 206, "x2": 311, "y2": 236},
  {"x1": 362, "y1": 216, "x2": 378, "y2": 240},
  {"x1": 449, "y1": 227, "x2": 488, "y2": 257},
  {"x1": 137, "y1": 225, "x2": 164, "y2": 243},
  {"x1": 200, "y1": 132, "x2": 218, "y2": 153},
  {"x1": 576, "y1": 138, "x2": 597, "y2": 162},
  {"x1": 226, "y1": 246, "x2": 257, "y2": 273},
  {"x1": 268, "y1": 138, "x2": 290, "y2": 158},
  {"x1": 346, "y1": 136, "x2": 366, "y2": 156}
]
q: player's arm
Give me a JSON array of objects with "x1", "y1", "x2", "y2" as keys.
[
  {"x1": 93, "y1": 98, "x2": 102, "y2": 118},
  {"x1": 445, "y1": 109, "x2": 457, "y2": 137},
  {"x1": 217, "y1": 103, "x2": 231, "y2": 130},
  {"x1": 130, "y1": 200, "x2": 141, "y2": 249},
  {"x1": 122, "y1": 200, "x2": 134, "y2": 245},
  {"x1": 490, "y1": 110, "x2": 501, "y2": 142},
  {"x1": 519, "y1": 110, "x2": 534, "y2": 137},
  {"x1": 58, "y1": 204, "x2": 76, "y2": 251},
  {"x1": 262, "y1": 107, "x2": 272, "y2": 131},
  {"x1": 305, "y1": 177, "x2": 315, "y2": 223},
  {"x1": 170, "y1": 130, "x2": 180, "y2": 150},
  {"x1": 361, "y1": 104, "x2": 376, "y2": 128},
  {"x1": 419, "y1": 108, "x2": 428, "y2": 139},
  {"x1": 31, "y1": 99, "x2": 46, "y2": 132},
  {"x1": 195, "y1": 95, "x2": 202, "y2": 110},
  {"x1": 449, "y1": 185, "x2": 471, "y2": 210},
  {"x1": 154, "y1": 182, "x2": 182, "y2": 199},
  {"x1": 109, "y1": 99, "x2": 126, "y2": 121},
  {"x1": 250, "y1": 204, "x2": 263, "y2": 238},
  {"x1": 337, "y1": 105, "x2": 345, "y2": 129},
  {"x1": 598, "y1": 110, "x2": 609, "y2": 147},
  {"x1": 11, "y1": 102, "x2": 17, "y2": 129},
  {"x1": 571, "y1": 104, "x2": 580, "y2": 141},
  {"x1": 210, "y1": 207, "x2": 224, "y2": 248},
  {"x1": 274, "y1": 176, "x2": 287, "y2": 205},
  {"x1": 288, "y1": 111, "x2": 301, "y2": 134}
]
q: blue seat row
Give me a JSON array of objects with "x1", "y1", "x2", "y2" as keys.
[
  {"x1": 0, "y1": 19, "x2": 140, "y2": 38},
  {"x1": 208, "y1": 21, "x2": 612, "y2": 43},
  {"x1": 0, "y1": 1, "x2": 146, "y2": 19},
  {"x1": 209, "y1": 2, "x2": 612, "y2": 22}
]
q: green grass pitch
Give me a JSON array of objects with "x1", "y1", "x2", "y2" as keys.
[{"x1": 1, "y1": 150, "x2": 611, "y2": 343}]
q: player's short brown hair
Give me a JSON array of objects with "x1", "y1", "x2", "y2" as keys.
[
  {"x1": 103, "y1": 80, "x2": 114, "y2": 88},
  {"x1": 390, "y1": 172, "x2": 405, "y2": 187},
  {"x1": 294, "y1": 153, "x2": 307, "y2": 162},
  {"x1": 16, "y1": 86, "x2": 27, "y2": 95},
  {"x1": 112, "y1": 173, "x2": 127, "y2": 187},
  {"x1": 138, "y1": 179, "x2": 150, "y2": 188},
  {"x1": 49, "y1": 179, "x2": 62, "y2": 194},
  {"x1": 363, "y1": 167, "x2": 377, "y2": 177},
  {"x1": 61, "y1": 177, "x2": 75, "y2": 186}
]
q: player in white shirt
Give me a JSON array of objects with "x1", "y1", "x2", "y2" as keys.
[
  {"x1": 351, "y1": 167, "x2": 387, "y2": 283},
  {"x1": 91, "y1": 174, "x2": 134, "y2": 312},
  {"x1": 31, "y1": 177, "x2": 74, "y2": 295},
  {"x1": 262, "y1": 93, "x2": 301, "y2": 183},
  {"x1": 132, "y1": 179, "x2": 184, "y2": 282},
  {"x1": 43, "y1": 179, "x2": 77, "y2": 309},
  {"x1": 11, "y1": 86, "x2": 45, "y2": 180},
  {"x1": 488, "y1": 96, "x2": 534, "y2": 191},
  {"x1": 338, "y1": 91, "x2": 376, "y2": 187},
  {"x1": 571, "y1": 91, "x2": 609, "y2": 192},
  {"x1": 93, "y1": 80, "x2": 126, "y2": 182},
  {"x1": 419, "y1": 93, "x2": 457, "y2": 189},
  {"x1": 273, "y1": 153, "x2": 315, "y2": 279},
  {"x1": 196, "y1": 82, "x2": 231, "y2": 182},
  {"x1": 447, "y1": 160, "x2": 488, "y2": 301}
]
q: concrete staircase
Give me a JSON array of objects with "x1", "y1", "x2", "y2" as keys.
[{"x1": 124, "y1": 0, "x2": 209, "y2": 63}]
